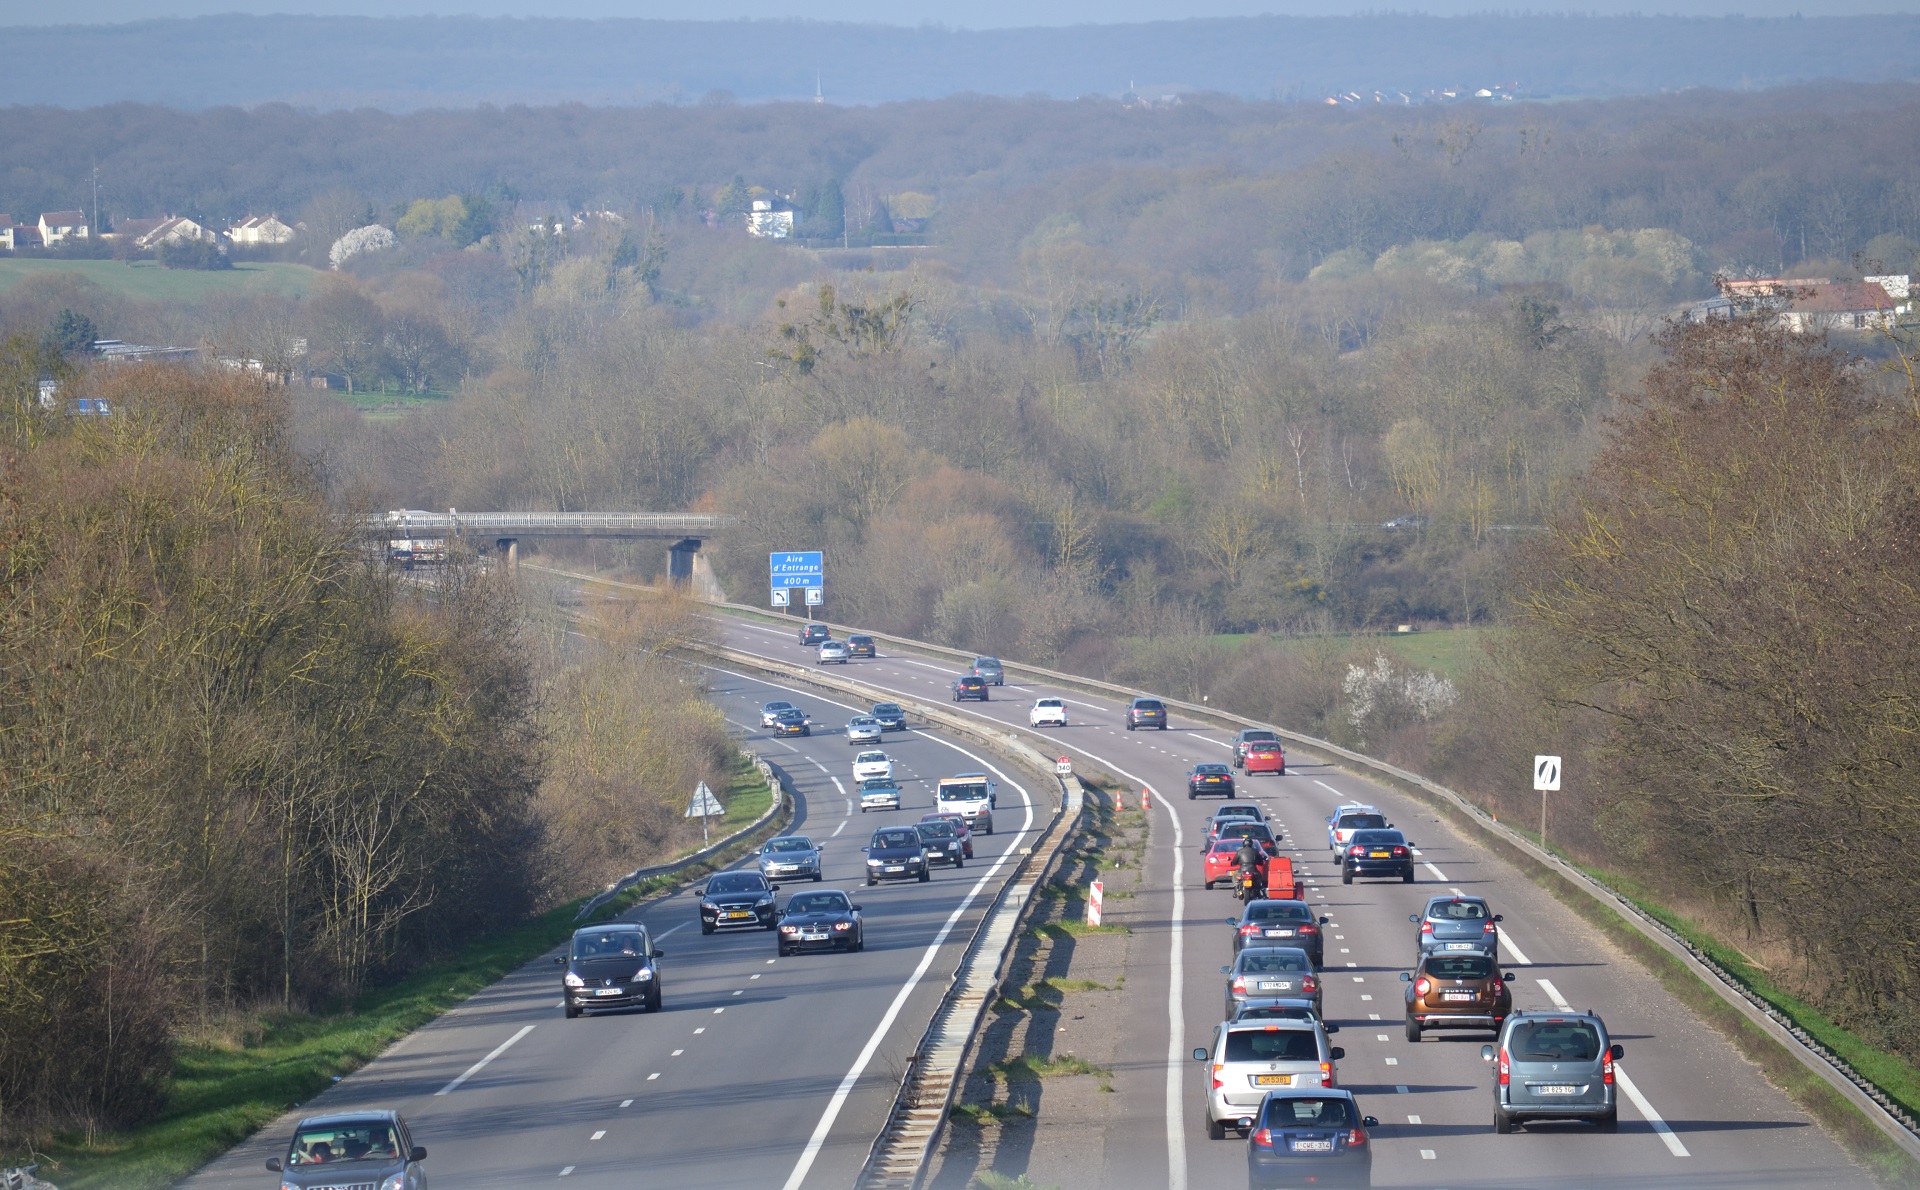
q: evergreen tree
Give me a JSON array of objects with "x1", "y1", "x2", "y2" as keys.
[{"x1": 814, "y1": 178, "x2": 845, "y2": 239}]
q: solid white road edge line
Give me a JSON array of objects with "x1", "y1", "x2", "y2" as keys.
[
  {"x1": 1615, "y1": 1066, "x2": 1692, "y2": 1158},
  {"x1": 434, "y1": 1024, "x2": 535, "y2": 1096}
]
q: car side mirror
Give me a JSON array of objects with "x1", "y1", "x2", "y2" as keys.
[
  {"x1": 1226, "y1": 918, "x2": 1239, "y2": 926},
  {"x1": 1504, "y1": 972, "x2": 1516, "y2": 982},
  {"x1": 1400, "y1": 971, "x2": 1412, "y2": 981},
  {"x1": 410, "y1": 1146, "x2": 428, "y2": 1162},
  {"x1": 1406, "y1": 842, "x2": 1417, "y2": 849},
  {"x1": 853, "y1": 905, "x2": 864, "y2": 912},
  {"x1": 693, "y1": 887, "x2": 705, "y2": 896},
  {"x1": 1220, "y1": 965, "x2": 1231, "y2": 974},
  {"x1": 1330, "y1": 1046, "x2": 1346, "y2": 1060},
  {"x1": 653, "y1": 949, "x2": 667, "y2": 958},
  {"x1": 1480, "y1": 1044, "x2": 1496, "y2": 1062},
  {"x1": 265, "y1": 1158, "x2": 282, "y2": 1172},
  {"x1": 1318, "y1": 916, "x2": 1330, "y2": 924},
  {"x1": 768, "y1": 884, "x2": 780, "y2": 891},
  {"x1": 1409, "y1": 914, "x2": 1420, "y2": 923},
  {"x1": 1609, "y1": 1043, "x2": 1625, "y2": 1061},
  {"x1": 1192, "y1": 1047, "x2": 1209, "y2": 1061},
  {"x1": 1362, "y1": 1115, "x2": 1379, "y2": 1128},
  {"x1": 1323, "y1": 1023, "x2": 1339, "y2": 1033},
  {"x1": 553, "y1": 956, "x2": 565, "y2": 965},
  {"x1": 1493, "y1": 914, "x2": 1504, "y2": 922}
]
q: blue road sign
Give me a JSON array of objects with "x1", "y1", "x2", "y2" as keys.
[{"x1": 770, "y1": 551, "x2": 824, "y2": 589}]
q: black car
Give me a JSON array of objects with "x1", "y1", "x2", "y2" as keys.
[
  {"x1": 1188, "y1": 763, "x2": 1236, "y2": 799},
  {"x1": 847, "y1": 633, "x2": 878, "y2": 658},
  {"x1": 871, "y1": 702, "x2": 908, "y2": 731},
  {"x1": 770, "y1": 707, "x2": 812, "y2": 737},
  {"x1": 951, "y1": 675, "x2": 990, "y2": 702},
  {"x1": 1341, "y1": 828, "x2": 1416, "y2": 884},
  {"x1": 914, "y1": 819, "x2": 966, "y2": 868},
  {"x1": 557, "y1": 922, "x2": 665, "y2": 1016},
  {"x1": 698, "y1": 870, "x2": 779, "y2": 933},
  {"x1": 1126, "y1": 697, "x2": 1168, "y2": 730},
  {"x1": 266, "y1": 1110, "x2": 426, "y2": 1188},
  {"x1": 798, "y1": 623, "x2": 830, "y2": 646},
  {"x1": 776, "y1": 889, "x2": 865, "y2": 955},
  {"x1": 1246, "y1": 1090, "x2": 1376, "y2": 1190},
  {"x1": 864, "y1": 826, "x2": 931, "y2": 884},
  {"x1": 1231, "y1": 899, "x2": 1329, "y2": 964}
]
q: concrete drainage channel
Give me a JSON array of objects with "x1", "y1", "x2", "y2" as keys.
[{"x1": 682, "y1": 641, "x2": 1084, "y2": 1190}]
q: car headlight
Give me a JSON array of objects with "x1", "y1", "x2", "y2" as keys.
[
  {"x1": 756, "y1": 896, "x2": 773, "y2": 908},
  {"x1": 632, "y1": 966, "x2": 654, "y2": 980},
  {"x1": 564, "y1": 971, "x2": 585, "y2": 987},
  {"x1": 380, "y1": 1174, "x2": 406, "y2": 1190},
  {"x1": 833, "y1": 922, "x2": 853, "y2": 931},
  {"x1": 867, "y1": 857, "x2": 882, "y2": 866},
  {"x1": 780, "y1": 925, "x2": 798, "y2": 934}
]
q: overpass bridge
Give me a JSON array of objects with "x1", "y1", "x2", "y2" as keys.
[{"x1": 364, "y1": 510, "x2": 737, "y2": 581}]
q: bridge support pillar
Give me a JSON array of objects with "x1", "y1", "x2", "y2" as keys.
[
  {"x1": 496, "y1": 538, "x2": 518, "y2": 573},
  {"x1": 667, "y1": 538, "x2": 702, "y2": 586}
]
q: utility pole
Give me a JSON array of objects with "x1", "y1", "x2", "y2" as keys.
[{"x1": 90, "y1": 162, "x2": 101, "y2": 234}]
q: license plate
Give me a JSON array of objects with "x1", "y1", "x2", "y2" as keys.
[
  {"x1": 801, "y1": 932, "x2": 828, "y2": 941},
  {"x1": 1265, "y1": 929, "x2": 1295, "y2": 937},
  {"x1": 723, "y1": 911, "x2": 750, "y2": 919},
  {"x1": 1252, "y1": 1073, "x2": 1294, "y2": 1086},
  {"x1": 1370, "y1": 850, "x2": 1390, "y2": 858},
  {"x1": 886, "y1": 865, "x2": 904, "y2": 872},
  {"x1": 1257, "y1": 980, "x2": 1290, "y2": 991},
  {"x1": 594, "y1": 988, "x2": 621, "y2": 997},
  {"x1": 1442, "y1": 991, "x2": 1476, "y2": 1001},
  {"x1": 1445, "y1": 942, "x2": 1476, "y2": 950},
  {"x1": 1290, "y1": 1138, "x2": 1333, "y2": 1152},
  {"x1": 1533, "y1": 1084, "x2": 1578, "y2": 1095}
]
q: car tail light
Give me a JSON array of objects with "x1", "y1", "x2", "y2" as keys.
[
  {"x1": 1239, "y1": 923, "x2": 1261, "y2": 936},
  {"x1": 1414, "y1": 977, "x2": 1431, "y2": 997},
  {"x1": 1484, "y1": 922, "x2": 1498, "y2": 934},
  {"x1": 1392, "y1": 846, "x2": 1408, "y2": 857},
  {"x1": 1603, "y1": 1048, "x2": 1615, "y2": 1086},
  {"x1": 1299, "y1": 924, "x2": 1319, "y2": 934},
  {"x1": 1421, "y1": 921, "x2": 1434, "y2": 934},
  {"x1": 1349, "y1": 845, "x2": 1366, "y2": 856},
  {"x1": 1319, "y1": 1061, "x2": 1334, "y2": 1087},
  {"x1": 1346, "y1": 1127, "x2": 1368, "y2": 1147},
  {"x1": 1497, "y1": 1047, "x2": 1511, "y2": 1086},
  {"x1": 1490, "y1": 978, "x2": 1504, "y2": 995},
  {"x1": 1212, "y1": 1064, "x2": 1225, "y2": 1090},
  {"x1": 1231, "y1": 976, "x2": 1247, "y2": 994},
  {"x1": 1302, "y1": 975, "x2": 1318, "y2": 993},
  {"x1": 1251, "y1": 1127, "x2": 1273, "y2": 1148}
]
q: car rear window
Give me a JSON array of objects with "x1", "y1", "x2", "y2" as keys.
[
  {"x1": 1240, "y1": 730, "x2": 1279, "y2": 742},
  {"x1": 1338, "y1": 813, "x2": 1388, "y2": 830},
  {"x1": 1240, "y1": 950, "x2": 1310, "y2": 972},
  {"x1": 1248, "y1": 742, "x2": 1281, "y2": 753},
  {"x1": 1209, "y1": 841, "x2": 1240, "y2": 854},
  {"x1": 1133, "y1": 699, "x2": 1164, "y2": 711},
  {"x1": 1248, "y1": 903, "x2": 1312, "y2": 922},
  {"x1": 1510, "y1": 1020, "x2": 1602, "y2": 1062},
  {"x1": 1425, "y1": 955, "x2": 1494, "y2": 979},
  {"x1": 1221, "y1": 823, "x2": 1274, "y2": 841},
  {"x1": 861, "y1": 778, "x2": 897, "y2": 791},
  {"x1": 1349, "y1": 830, "x2": 1404, "y2": 846},
  {"x1": 1223, "y1": 1029, "x2": 1320, "y2": 1062},
  {"x1": 1261, "y1": 1097, "x2": 1354, "y2": 1127},
  {"x1": 1195, "y1": 764, "x2": 1230, "y2": 775},
  {"x1": 1433, "y1": 901, "x2": 1489, "y2": 920}
]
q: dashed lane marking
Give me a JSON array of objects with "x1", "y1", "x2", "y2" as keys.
[
  {"x1": 435, "y1": 1024, "x2": 535, "y2": 1096},
  {"x1": 1407, "y1": 1114, "x2": 1422, "y2": 1124},
  {"x1": 591, "y1": 1131, "x2": 606, "y2": 1140}
]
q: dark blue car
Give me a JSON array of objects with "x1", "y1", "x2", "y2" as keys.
[{"x1": 1246, "y1": 1089, "x2": 1376, "y2": 1190}]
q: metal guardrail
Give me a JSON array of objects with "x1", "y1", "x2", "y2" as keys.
[{"x1": 360, "y1": 511, "x2": 737, "y2": 539}]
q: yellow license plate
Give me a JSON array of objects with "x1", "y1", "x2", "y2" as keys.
[
  {"x1": 1253, "y1": 1074, "x2": 1294, "y2": 1087},
  {"x1": 1370, "y1": 850, "x2": 1390, "y2": 858}
]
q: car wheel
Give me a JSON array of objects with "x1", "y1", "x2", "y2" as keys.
[
  {"x1": 1277, "y1": 766, "x2": 1286, "y2": 776},
  {"x1": 918, "y1": 868, "x2": 931, "y2": 883},
  {"x1": 1342, "y1": 869, "x2": 1354, "y2": 885},
  {"x1": 1187, "y1": 790, "x2": 1196, "y2": 800},
  {"x1": 1126, "y1": 723, "x2": 1135, "y2": 731},
  {"x1": 1494, "y1": 1112, "x2": 1514, "y2": 1135},
  {"x1": 1596, "y1": 1111, "x2": 1618, "y2": 1133},
  {"x1": 700, "y1": 922, "x2": 714, "y2": 935},
  {"x1": 777, "y1": 944, "x2": 790, "y2": 957},
  {"x1": 1405, "y1": 1017, "x2": 1422, "y2": 1043},
  {"x1": 953, "y1": 856, "x2": 964, "y2": 869},
  {"x1": 866, "y1": 876, "x2": 877, "y2": 887},
  {"x1": 564, "y1": 1001, "x2": 580, "y2": 1019},
  {"x1": 647, "y1": 987, "x2": 662, "y2": 1012},
  {"x1": 813, "y1": 873, "x2": 823, "y2": 882},
  {"x1": 1403, "y1": 869, "x2": 1416, "y2": 883},
  {"x1": 981, "y1": 694, "x2": 989, "y2": 701},
  {"x1": 1204, "y1": 879, "x2": 1214, "y2": 890},
  {"x1": 1206, "y1": 1116, "x2": 1227, "y2": 1141}
]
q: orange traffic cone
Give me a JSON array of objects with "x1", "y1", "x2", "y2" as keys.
[{"x1": 1141, "y1": 786, "x2": 1152, "y2": 811}]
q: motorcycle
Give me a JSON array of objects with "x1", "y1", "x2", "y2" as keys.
[{"x1": 1235, "y1": 860, "x2": 1267, "y2": 903}]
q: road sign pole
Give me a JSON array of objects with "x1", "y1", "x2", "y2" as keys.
[{"x1": 1532, "y1": 754, "x2": 1562, "y2": 856}]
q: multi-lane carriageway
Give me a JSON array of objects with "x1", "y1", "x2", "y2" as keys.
[{"x1": 180, "y1": 604, "x2": 1878, "y2": 1190}]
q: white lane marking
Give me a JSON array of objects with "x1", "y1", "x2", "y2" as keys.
[
  {"x1": 694, "y1": 1027, "x2": 705, "y2": 1034},
  {"x1": 591, "y1": 1130, "x2": 606, "y2": 1140},
  {"x1": 1536, "y1": 978, "x2": 1571, "y2": 1009},
  {"x1": 751, "y1": 973, "x2": 762, "y2": 980},
  {"x1": 1500, "y1": 933, "x2": 1533, "y2": 966},
  {"x1": 647, "y1": 1071, "x2": 660, "y2": 1081},
  {"x1": 1407, "y1": 1114, "x2": 1422, "y2": 1124},
  {"x1": 732, "y1": 989, "x2": 744, "y2": 996},
  {"x1": 1376, "y1": 1034, "x2": 1389, "y2": 1041},
  {"x1": 1450, "y1": 886, "x2": 1464, "y2": 896},
  {"x1": 831, "y1": 819, "x2": 848, "y2": 837},
  {"x1": 1385, "y1": 1057, "x2": 1399, "y2": 1065},
  {"x1": 652, "y1": 921, "x2": 692, "y2": 940},
  {"x1": 1346, "y1": 962, "x2": 1358, "y2": 968},
  {"x1": 1361, "y1": 995, "x2": 1373, "y2": 1001},
  {"x1": 1423, "y1": 862, "x2": 1448, "y2": 881},
  {"x1": 559, "y1": 1166, "x2": 574, "y2": 1176},
  {"x1": 1617, "y1": 1066, "x2": 1691, "y2": 1157},
  {"x1": 778, "y1": 756, "x2": 1037, "y2": 1190},
  {"x1": 1420, "y1": 1149, "x2": 1437, "y2": 1160},
  {"x1": 1314, "y1": 780, "x2": 1342, "y2": 795},
  {"x1": 1352, "y1": 976, "x2": 1365, "y2": 982},
  {"x1": 620, "y1": 1099, "x2": 633, "y2": 1107},
  {"x1": 1395, "y1": 1085, "x2": 1409, "y2": 1093},
  {"x1": 672, "y1": 1049, "x2": 684, "y2": 1056},
  {"x1": 1369, "y1": 1014, "x2": 1381, "y2": 1020},
  {"x1": 713, "y1": 1007, "x2": 725, "y2": 1014},
  {"x1": 435, "y1": 1024, "x2": 535, "y2": 1096},
  {"x1": 766, "y1": 958, "x2": 777, "y2": 964}
]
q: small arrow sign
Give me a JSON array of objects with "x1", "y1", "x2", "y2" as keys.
[
  {"x1": 1533, "y1": 755, "x2": 1562, "y2": 792},
  {"x1": 686, "y1": 781, "x2": 725, "y2": 818},
  {"x1": 770, "y1": 588, "x2": 790, "y2": 607}
]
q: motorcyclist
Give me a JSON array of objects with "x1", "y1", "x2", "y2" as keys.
[{"x1": 1235, "y1": 836, "x2": 1265, "y2": 898}]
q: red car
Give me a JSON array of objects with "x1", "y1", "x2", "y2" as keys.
[
  {"x1": 920, "y1": 812, "x2": 975, "y2": 859},
  {"x1": 1204, "y1": 840, "x2": 1249, "y2": 889},
  {"x1": 1242, "y1": 740, "x2": 1286, "y2": 775}
]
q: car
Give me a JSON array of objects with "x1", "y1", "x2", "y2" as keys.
[
  {"x1": 557, "y1": 922, "x2": 665, "y2": 1016},
  {"x1": 1404, "y1": 953, "x2": 1516, "y2": 1041},
  {"x1": 864, "y1": 826, "x2": 931, "y2": 884},
  {"x1": 846, "y1": 715, "x2": 884, "y2": 745},
  {"x1": 1215, "y1": 821, "x2": 1282, "y2": 857},
  {"x1": 935, "y1": 774, "x2": 996, "y2": 834},
  {"x1": 1233, "y1": 728, "x2": 1281, "y2": 767},
  {"x1": 818, "y1": 640, "x2": 851, "y2": 664},
  {"x1": 1217, "y1": 802, "x2": 1266, "y2": 824},
  {"x1": 776, "y1": 889, "x2": 864, "y2": 955},
  {"x1": 696, "y1": 870, "x2": 779, "y2": 934},
  {"x1": 1244, "y1": 1089, "x2": 1376, "y2": 1190},
  {"x1": 1187, "y1": 763, "x2": 1237, "y2": 799},
  {"x1": 971, "y1": 656, "x2": 1006, "y2": 685},
  {"x1": 853, "y1": 750, "x2": 893, "y2": 782},
  {"x1": 1325, "y1": 805, "x2": 1389, "y2": 855},
  {"x1": 1193, "y1": 1018, "x2": 1341, "y2": 1140},
  {"x1": 1231, "y1": 900, "x2": 1329, "y2": 965},
  {"x1": 769, "y1": 707, "x2": 812, "y2": 737},
  {"x1": 1482, "y1": 1011, "x2": 1624, "y2": 1133},
  {"x1": 1341, "y1": 828, "x2": 1415, "y2": 884},
  {"x1": 1243, "y1": 740, "x2": 1287, "y2": 775},
  {"x1": 1029, "y1": 697, "x2": 1068, "y2": 728},
  {"x1": 1204, "y1": 809, "x2": 1262, "y2": 841},
  {"x1": 913, "y1": 819, "x2": 967, "y2": 868},
  {"x1": 1381, "y1": 514, "x2": 1429, "y2": 532},
  {"x1": 1413, "y1": 895, "x2": 1503, "y2": 961},
  {"x1": 758, "y1": 835, "x2": 823, "y2": 883},
  {"x1": 760, "y1": 700, "x2": 798, "y2": 727},
  {"x1": 264, "y1": 1110, "x2": 427, "y2": 1185},
  {"x1": 951, "y1": 675, "x2": 990, "y2": 701},
  {"x1": 1126, "y1": 697, "x2": 1168, "y2": 730},
  {"x1": 859, "y1": 776, "x2": 902, "y2": 812},
  {"x1": 798, "y1": 623, "x2": 830, "y2": 646},
  {"x1": 1223, "y1": 945, "x2": 1321, "y2": 1019},
  {"x1": 921, "y1": 811, "x2": 975, "y2": 858},
  {"x1": 846, "y1": 633, "x2": 878, "y2": 658},
  {"x1": 1231, "y1": 997, "x2": 1335, "y2": 1030},
  {"x1": 871, "y1": 702, "x2": 908, "y2": 732},
  {"x1": 1203, "y1": 839, "x2": 1250, "y2": 889}
]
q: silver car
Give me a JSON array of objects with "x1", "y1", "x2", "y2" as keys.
[
  {"x1": 818, "y1": 640, "x2": 851, "y2": 664},
  {"x1": 1223, "y1": 946, "x2": 1321, "y2": 1019},
  {"x1": 1483, "y1": 1011, "x2": 1623, "y2": 1133},
  {"x1": 1413, "y1": 895, "x2": 1502, "y2": 961},
  {"x1": 1325, "y1": 805, "x2": 1388, "y2": 855},
  {"x1": 846, "y1": 716, "x2": 883, "y2": 745},
  {"x1": 1193, "y1": 1018, "x2": 1342, "y2": 1139},
  {"x1": 758, "y1": 835, "x2": 822, "y2": 883}
]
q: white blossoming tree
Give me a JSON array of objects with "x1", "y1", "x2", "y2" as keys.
[
  {"x1": 1342, "y1": 652, "x2": 1459, "y2": 748},
  {"x1": 329, "y1": 223, "x2": 396, "y2": 269}
]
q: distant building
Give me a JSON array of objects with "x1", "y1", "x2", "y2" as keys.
[
  {"x1": 39, "y1": 210, "x2": 88, "y2": 244},
  {"x1": 747, "y1": 198, "x2": 796, "y2": 238},
  {"x1": 0, "y1": 215, "x2": 13, "y2": 251},
  {"x1": 92, "y1": 339, "x2": 199, "y2": 364},
  {"x1": 227, "y1": 214, "x2": 295, "y2": 245},
  {"x1": 1779, "y1": 277, "x2": 1908, "y2": 334},
  {"x1": 133, "y1": 216, "x2": 215, "y2": 250}
]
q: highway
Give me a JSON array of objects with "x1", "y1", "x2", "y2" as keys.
[
  {"x1": 713, "y1": 613, "x2": 1880, "y2": 1190},
  {"x1": 177, "y1": 661, "x2": 1046, "y2": 1190}
]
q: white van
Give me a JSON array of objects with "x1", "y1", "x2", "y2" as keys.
[{"x1": 935, "y1": 773, "x2": 996, "y2": 835}]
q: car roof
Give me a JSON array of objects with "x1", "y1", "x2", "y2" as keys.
[
  {"x1": 1259, "y1": 1087, "x2": 1357, "y2": 1103},
  {"x1": 1241, "y1": 898, "x2": 1310, "y2": 914},
  {"x1": 573, "y1": 921, "x2": 649, "y2": 937},
  {"x1": 767, "y1": 835, "x2": 814, "y2": 845},
  {"x1": 1425, "y1": 894, "x2": 1488, "y2": 908},
  {"x1": 1235, "y1": 944, "x2": 1311, "y2": 960},
  {"x1": 1224, "y1": 1017, "x2": 1319, "y2": 1033}
]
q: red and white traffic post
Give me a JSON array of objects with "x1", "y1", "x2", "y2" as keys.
[{"x1": 1087, "y1": 879, "x2": 1104, "y2": 927}]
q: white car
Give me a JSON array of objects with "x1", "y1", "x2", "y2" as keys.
[
  {"x1": 846, "y1": 716, "x2": 884, "y2": 745},
  {"x1": 1029, "y1": 698, "x2": 1068, "y2": 728},
  {"x1": 760, "y1": 700, "x2": 798, "y2": 727},
  {"x1": 853, "y1": 750, "x2": 894, "y2": 782}
]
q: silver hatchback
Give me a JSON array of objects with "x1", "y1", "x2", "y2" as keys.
[
  {"x1": 1193, "y1": 1019, "x2": 1342, "y2": 1139},
  {"x1": 1223, "y1": 946, "x2": 1321, "y2": 1019},
  {"x1": 1482, "y1": 1011, "x2": 1623, "y2": 1133}
]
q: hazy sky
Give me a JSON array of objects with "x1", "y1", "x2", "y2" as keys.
[{"x1": 3, "y1": 1, "x2": 1916, "y2": 25}]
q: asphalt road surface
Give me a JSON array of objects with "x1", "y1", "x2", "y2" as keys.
[
  {"x1": 178, "y1": 661, "x2": 1042, "y2": 1190},
  {"x1": 719, "y1": 614, "x2": 1878, "y2": 1190}
]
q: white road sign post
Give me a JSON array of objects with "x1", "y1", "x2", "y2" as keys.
[
  {"x1": 1533, "y1": 754, "x2": 1562, "y2": 854},
  {"x1": 686, "y1": 780, "x2": 725, "y2": 845}
]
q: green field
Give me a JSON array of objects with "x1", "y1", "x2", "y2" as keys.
[{"x1": 0, "y1": 258, "x2": 317, "y2": 302}]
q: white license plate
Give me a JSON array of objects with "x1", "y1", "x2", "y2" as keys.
[
  {"x1": 594, "y1": 988, "x2": 621, "y2": 997},
  {"x1": 1445, "y1": 942, "x2": 1477, "y2": 950},
  {"x1": 1533, "y1": 1084, "x2": 1578, "y2": 1095},
  {"x1": 1266, "y1": 929, "x2": 1295, "y2": 937},
  {"x1": 886, "y1": 865, "x2": 904, "y2": 872},
  {"x1": 1442, "y1": 991, "x2": 1476, "y2": 1001},
  {"x1": 800, "y1": 932, "x2": 828, "y2": 941},
  {"x1": 1290, "y1": 1138, "x2": 1333, "y2": 1152},
  {"x1": 1257, "y1": 981, "x2": 1290, "y2": 991}
]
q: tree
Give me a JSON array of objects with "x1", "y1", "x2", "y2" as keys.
[
  {"x1": 45, "y1": 308, "x2": 97, "y2": 358},
  {"x1": 306, "y1": 278, "x2": 386, "y2": 393},
  {"x1": 156, "y1": 238, "x2": 230, "y2": 270},
  {"x1": 329, "y1": 224, "x2": 396, "y2": 269},
  {"x1": 715, "y1": 175, "x2": 750, "y2": 219},
  {"x1": 811, "y1": 178, "x2": 845, "y2": 239}
]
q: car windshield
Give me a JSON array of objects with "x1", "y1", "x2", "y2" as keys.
[
  {"x1": 1223, "y1": 1029, "x2": 1320, "y2": 1062},
  {"x1": 1510, "y1": 1020, "x2": 1602, "y2": 1062},
  {"x1": 1248, "y1": 903, "x2": 1312, "y2": 922},
  {"x1": 1195, "y1": 764, "x2": 1230, "y2": 776},
  {"x1": 1262, "y1": 1097, "x2": 1355, "y2": 1128},
  {"x1": 1350, "y1": 830, "x2": 1404, "y2": 846},
  {"x1": 1426, "y1": 956, "x2": 1494, "y2": 979},
  {"x1": 941, "y1": 785, "x2": 988, "y2": 802},
  {"x1": 288, "y1": 1121, "x2": 399, "y2": 1164},
  {"x1": 786, "y1": 893, "x2": 851, "y2": 914},
  {"x1": 571, "y1": 930, "x2": 646, "y2": 959},
  {"x1": 917, "y1": 822, "x2": 957, "y2": 839},
  {"x1": 857, "y1": 752, "x2": 887, "y2": 763},
  {"x1": 764, "y1": 702, "x2": 794, "y2": 713},
  {"x1": 706, "y1": 873, "x2": 767, "y2": 894},
  {"x1": 874, "y1": 704, "x2": 902, "y2": 715},
  {"x1": 1339, "y1": 813, "x2": 1388, "y2": 830},
  {"x1": 1433, "y1": 900, "x2": 1489, "y2": 920},
  {"x1": 764, "y1": 838, "x2": 812, "y2": 853},
  {"x1": 861, "y1": 778, "x2": 898, "y2": 791},
  {"x1": 1240, "y1": 950, "x2": 1310, "y2": 972},
  {"x1": 873, "y1": 831, "x2": 919, "y2": 848}
]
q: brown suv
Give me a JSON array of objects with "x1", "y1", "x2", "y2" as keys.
[{"x1": 1401, "y1": 952, "x2": 1515, "y2": 1042}]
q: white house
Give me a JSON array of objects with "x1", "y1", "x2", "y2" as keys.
[
  {"x1": 747, "y1": 198, "x2": 796, "y2": 238},
  {"x1": 1779, "y1": 278, "x2": 1908, "y2": 334},
  {"x1": 134, "y1": 216, "x2": 214, "y2": 250},
  {"x1": 227, "y1": 215, "x2": 295, "y2": 245},
  {"x1": 0, "y1": 216, "x2": 13, "y2": 252},
  {"x1": 39, "y1": 210, "x2": 88, "y2": 244}
]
